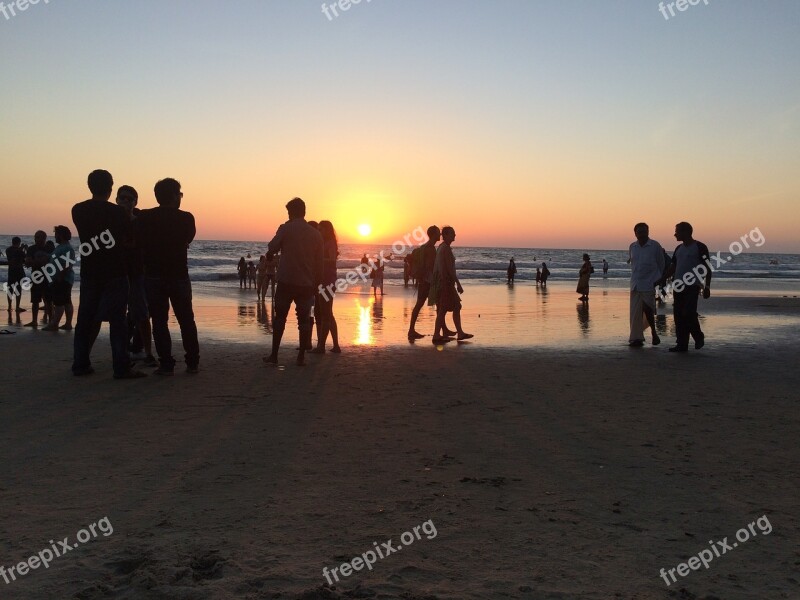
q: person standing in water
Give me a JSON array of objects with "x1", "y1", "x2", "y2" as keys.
[{"x1": 577, "y1": 254, "x2": 593, "y2": 301}]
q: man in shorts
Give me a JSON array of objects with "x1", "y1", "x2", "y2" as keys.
[
  {"x1": 407, "y1": 225, "x2": 440, "y2": 340},
  {"x1": 24, "y1": 230, "x2": 50, "y2": 328},
  {"x1": 4, "y1": 236, "x2": 26, "y2": 315},
  {"x1": 43, "y1": 225, "x2": 76, "y2": 331}
]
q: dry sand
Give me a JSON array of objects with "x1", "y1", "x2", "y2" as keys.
[{"x1": 1, "y1": 296, "x2": 799, "y2": 599}]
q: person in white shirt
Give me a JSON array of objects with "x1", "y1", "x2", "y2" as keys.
[{"x1": 628, "y1": 223, "x2": 665, "y2": 347}]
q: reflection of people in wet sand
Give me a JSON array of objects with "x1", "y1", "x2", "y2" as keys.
[
  {"x1": 628, "y1": 223, "x2": 665, "y2": 347},
  {"x1": 576, "y1": 254, "x2": 593, "y2": 301},
  {"x1": 431, "y1": 227, "x2": 473, "y2": 343},
  {"x1": 665, "y1": 221, "x2": 712, "y2": 353},
  {"x1": 507, "y1": 258, "x2": 517, "y2": 284},
  {"x1": 311, "y1": 220, "x2": 341, "y2": 354},
  {"x1": 577, "y1": 302, "x2": 590, "y2": 335},
  {"x1": 264, "y1": 198, "x2": 323, "y2": 367}
]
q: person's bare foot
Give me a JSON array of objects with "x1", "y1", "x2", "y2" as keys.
[
  {"x1": 263, "y1": 354, "x2": 278, "y2": 364},
  {"x1": 309, "y1": 347, "x2": 325, "y2": 354},
  {"x1": 59, "y1": 324, "x2": 73, "y2": 331},
  {"x1": 42, "y1": 324, "x2": 59, "y2": 332},
  {"x1": 457, "y1": 332, "x2": 474, "y2": 340},
  {"x1": 408, "y1": 331, "x2": 425, "y2": 340},
  {"x1": 652, "y1": 333, "x2": 661, "y2": 346},
  {"x1": 296, "y1": 351, "x2": 306, "y2": 366},
  {"x1": 24, "y1": 321, "x2": 37, "y2": 328},
  {"x1": 443, "y1": 328, "x2": 457, "y2": 337},
  {"x1": 331, "y1": 346, "x2": 341, "y2": 353}
]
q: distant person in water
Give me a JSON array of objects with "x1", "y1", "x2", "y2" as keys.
[
  {"x1": 664, "y1": 221, "x2": 712, "y2": 353},
  {"x1": 403, "y1": 253, "x2": 413, "y2": 287},
  {"x1": 264, "y1": 253, "x2": 278, "y2": 296},
  {"x1": 371, "y1": 255, "x2": 385, "y2": 296},
  {"x1": 603, "y1": 258, "x2": 609, "y2": 275},
  {"x1": 540, "y1": 262, "x2": 550, "y2": 286},
  {"x1": 238, "y1": 257, "x2": 247, "y2": 289},
  {"x1": 431, "y1": 226, "x2": 473, "y2": 343},
  {"x1": 264, "y1": 197, "x2": 323, "y2": 366},
  {"x1": 361, "y1": 253, "x2": 369, "y2": 266},
  {"x1": 311, "y1": 220, "x2": 341, "y2": 354},
  {"x1": 628, "y1": 223, "x2": 665, "y2": 347},
  {"x1": 577, "y1": 254, "x2": 593, "y2": 301},
  {"x1": 4, "y1": 236, "x2": 26, "y2": 314},
  {"x1": 42, "y1": 225, "x2": 76, "y2": 331},
  {"x1": 136, "y1": 178, "x2": 200, "y2": 375},
  {"x1": 247, "y1": 260, "x2": 256, "y2": 289},
  {"x1": 507, "y1": 257, "x2": 517, "y2": 285},
  {"x1": 408, "y1": 225, "x2": 441, "y2": 340},
  {"x1": 256, "y1": 255, "x2": 268, "y2": 300}
]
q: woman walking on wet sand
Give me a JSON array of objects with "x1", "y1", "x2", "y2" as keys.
[{"x1": 577, "y1": 253, "x2": 593, "y2": 301}]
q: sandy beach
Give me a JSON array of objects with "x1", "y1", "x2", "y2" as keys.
[{"x1": 1, "y1": 286, "x2": 799, "y2": 599}]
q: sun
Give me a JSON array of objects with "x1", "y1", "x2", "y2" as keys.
[{"x1": 358, "y1": 223, "x2": 372, "y2": 237}]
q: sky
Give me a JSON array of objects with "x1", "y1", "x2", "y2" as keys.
[{"x1": 1, "y1": 0, "x2": 799, "y2": 251}]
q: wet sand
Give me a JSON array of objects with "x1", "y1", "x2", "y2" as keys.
[{"x1": 1, "y1": 287, "x2": 799, "y2": 599}]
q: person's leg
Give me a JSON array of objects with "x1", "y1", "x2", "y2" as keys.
[
  {"x1": 686, "y1": 286, "x2": 703, "y2": 347},
  {"x1": 432, "y1": 306, "x2": 445, "y2": 341},
  {"x1": 169, "y1": 279, "x2": 200, "y2": 370},
  {"x1": 672, "y1": 290, "x2": 689, "y2": 350},
  {"x1": 26, "y1": 286, "x2": 40, "y2": 326},
  {"x1": 629, "y1": 291, "x2": 645, "y2": 344},
  {"x1": 73, "y1": 279, "x2": 101, "y2": 374},
  {"x1": 312, "y1": 295, "x2": 331, "y2": 352},
  {"x1": 146, "y1": 277, "x2": 175, "y2": 372},
  {"x1": 45, "y1": 304, "x2": 65, "y2": 330},
  {"x1": 63, "y1": 299, "x2": 74, "y2": 329},
  {"x1": 329, "y1": 296, "x2": 340, "y2": 352},
  {"x1": 266, "y1": 283, "x2": 292, "y2": 363},
  {"x1": 408, "y1": 287, "x2": 428, "y2": 338},
  {"x1": 641, "y1": 293, "x2": 659, "y2": 344},
  {"x1": 106, "y1": 277, "x2": 132, "y2": 377},
  {"x1": 137, "y1": 319, "x2": 153, "y2": 359},
  {"x1": 294, "y1": 288, "x2": 315, "y2": 365}
]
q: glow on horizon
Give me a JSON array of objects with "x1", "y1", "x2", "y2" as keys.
[{"x1": 0, "y1": 2, "x2": 799, "y2": 252}]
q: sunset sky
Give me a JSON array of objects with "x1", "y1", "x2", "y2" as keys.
[{"x1": 1, "y1": 1, "x2": 798, "y2": 251}]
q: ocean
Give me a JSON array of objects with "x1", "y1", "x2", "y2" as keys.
[{"x1": 2, "y1": 236, "x2": 799, "y2": 291}]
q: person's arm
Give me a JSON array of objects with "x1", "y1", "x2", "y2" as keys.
[
  {"x1": 314, "y1": 237, "x2": 324, "y2": 288},
  {"x1": 186, "y1": 213, "x2": 196, "y2": 246},
  {"x1": 267, "y1": 225, "x2": 284, "y2": 259},
  {"x1": 698, "y1": 242, "x2": 712, "y2": 298},
  {"x1": 664, "y1": 248, "x2": 678, "y2": 280}
]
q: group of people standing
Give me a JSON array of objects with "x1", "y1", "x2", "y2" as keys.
[{"x1": 238, "y1": 254, "x2": 278, "y2": 300}]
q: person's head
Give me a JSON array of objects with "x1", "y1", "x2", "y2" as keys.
[
  {"x1": 87, "y1": 169, "x2": 114, "y2": 200},
  {"x1": 44, "y1": 240, "x2": 55, "y2": 253},
  {"x1": 54, "y1": 225, "x2": 72, "y2": 244},
  {"x1": 11, "y1": 236, "x2": 21, "y2": 247},
  {"x1": 318, "y1": 220, "x2": 337, "y2": 245},
  {"x1": 634, "y1": 222, "x2": 649, "y2": 243},
  {"x1": 583, "y1": 253, "x2": 590, "y2": 262},
  {"x1": 675, "y1": 221, "x2": 693, "y2": 242},
  {"x1": 426, "y1": 225, "x2": 441, "y2": 243},
  {"x1": 441, "y1": 226, "x2": 455, "y2": 244},
  {"x1": 308, "y1": 220, "x2": 318, "y2": 230},
  {"x1": 34, "y1": 230, "x2": 47, "y2": 246},
  {"x1": 116, "y1": 185, "x2": 138, "y2": 213},
  {"x1": 154, "y1": 178, "x2": 182, "y2": 207},
  {"x1": 286, "y1": 197, "x2": 306, "y2": 219},
  {"x1": 541, "y1": 262, "x2": 546, "y2": 267}
]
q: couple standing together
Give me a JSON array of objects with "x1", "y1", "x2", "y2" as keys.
[{"x1": 407, "y1": 225, "x2": 473, "y2": 344}]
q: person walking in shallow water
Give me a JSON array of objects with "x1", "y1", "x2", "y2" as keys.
[
  {"x1": 628, "y1": 223, "x2": 665, "y2": 347},
  {"x1": 507, "y1": 257, "x2": 517, "y2": 285},
  {"x1": 577, "y1": 253, "x2": 593, "y2": 301},
  {"x1": 664, "y1": 221, "x2": 712, "y2": 353},
  {"x1": 431, "y1": 226, "x2": 473, "y2": 343},
  {"x1": 264, "y1": 197, "x2": 323, "y2": 366}
]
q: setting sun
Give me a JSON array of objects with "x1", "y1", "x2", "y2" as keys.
[{"x1": 358, "y1": 224, "x2": 372, "y2": 237}]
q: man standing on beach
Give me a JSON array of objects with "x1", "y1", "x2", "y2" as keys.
[
  {"x1": 628, "y1": 223, "x2": 665, "y2": 347},
  {"x1": 23, "y1": 230, "x2": 50, "y2": 327},
  {"x1": 72, "y1": 169, "x2": 145, "y2": 378},
  {"x1": 264, "y1": 197, "x2": 323, "y2": 366},
  {"x1": 4, "y1": 236, "x2": 26, "y2": 315},
  {"x1": 136, "y1": 178, "x2": 200, "y2": 375},
  {"x1": 431, "y1": 226, "x2": 473, "y2": 344},
  {"x1": 665, "y1": 222, "x2": 712, "y2": 352},
  {"x1": 407, "y1": 225, "x2": 440, "y2": 340}
]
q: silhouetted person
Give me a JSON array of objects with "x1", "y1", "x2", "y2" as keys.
[
  {"x1": 577, "y1": 254, "x2": 592, "y2": 301},
  {"x1": 371, "y1": 255, "x2": 385, "y2": 296},
  {"x1": 136, "y1": 178, "x2": 200, "y2": 374},
  {"x1": 602, "y1": 258, "x2": 609, "y2": 275},
  {"x1": 23, "y1": 230, "x2": 49, "y2": 327},
  {"x1": 360, "y1": 253, "x2": 369, "y2": 266},
  {"x1": 311, "y1": 220, "x2": 341, "y2": 354},
  {"x1": 408, "y1": 225, "x2": 440, "y2": 340},
  {"x1": 72, "y1": 169, "x2": 144, "y2": 378},
  {"x1": 247, "y1": 260, "x2": 256, "y2": 289},
  {"x1": 238, "y1": 256, "x2": 247, "y2": 289},
  {"x1": 264, "y1": 197, "x2": 323, "y2": 366},
  {"x1": 507, "y1": 257, "x2": 517, "y2": 284},
  {"x1": 665, "y1": 222, "x2": 712, "y2": 352},
  {"x1": 4, "y1": 236, "x2": 25, "y2": 314},
  {"x1": 432, "y1": 226, "x2": 472, "y2": 343},
  {"x1": 628, "y1": 223, "x2": 665, "y2": 347},
  {"x1": 42, "y1": 225, "x2": 75, "y2": 331},
  {"x1": 264, "y1": 253, "x2": 278, "y2": 296},
  {"x1": 540, "y1": 262, "x2": 550, "y2": 286},
  {"x1": 116, "y1": 185, "x2": 156, "y2": 366}
]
